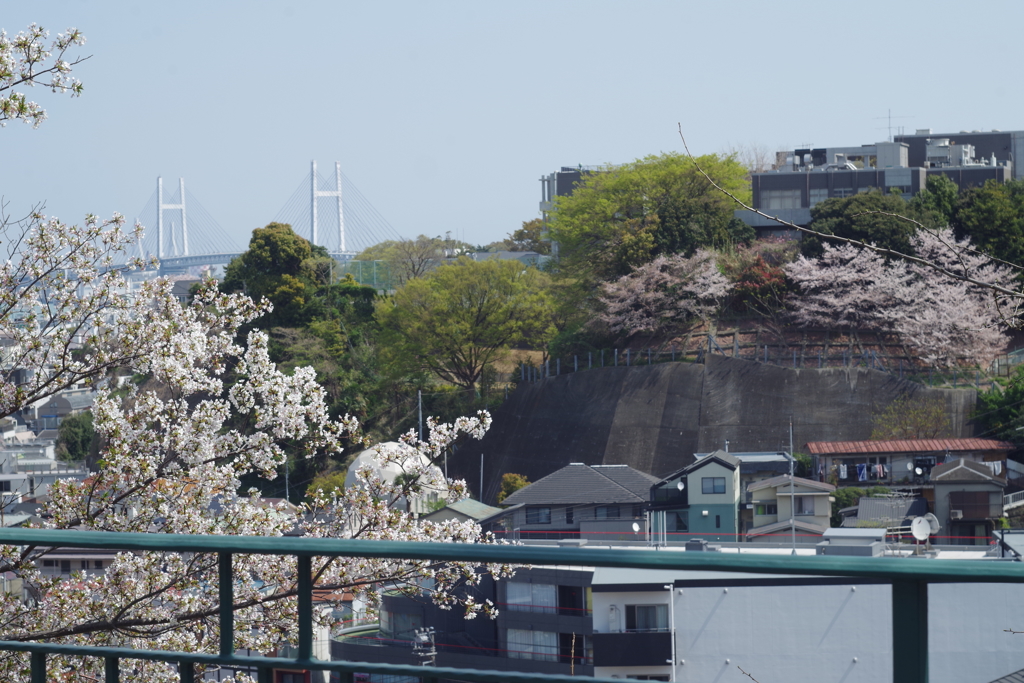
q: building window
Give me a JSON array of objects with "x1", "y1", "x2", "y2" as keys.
[
  {"x1": 508, "y1": 628, "x2": 558, "y2": 661},
  {"x1": 809, "y1": 188, "x2": 829, "y2": 206},
  {"x1": 668, "y1": 511, "x2": 688, "y2": 532},
  {"x1": 760, "y1": 189, "x2": 802, "y2": 210},
  {"x1": 595, "y1": 506, "x2": 620, "y2": 519},
  {"x1": 526, "y1": 507, "x2": 551, "y2": 524},
  {"x1": 715, "y1": 514, "x2": 721, "y2": 529},
  {"x1": 565, "y1": 506, "x2": 574, "y2": 524},
  {"x1": 701, "y1": 477, "x2": 726, "y2": 494},
  {"x1": 755, "y1": 503, "x2": 778, "y2": 516},
  {"x1": 506, "y1": 582, "x2": 556, "y2": 614},
  {"x1": 625, "y1": 604, "x2": 668, "y2": 632},
  {"x1": 795, "y1": 496, "x2": 814, "y2": 515},
  {"x1": 0, "y1": 480, "x2": 10, "y2": 492}
]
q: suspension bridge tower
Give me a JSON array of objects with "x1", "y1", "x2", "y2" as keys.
[
  {"x1": 311, "y1": 161, "x2": 345, "y2": 252},
  {"x1": 157, "y1": 177, "x2": 188, "y2": 259}
]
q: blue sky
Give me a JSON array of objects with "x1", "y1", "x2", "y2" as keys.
[{"x1": 3, "y1": 1, "x2": 1023, "y2": 252}]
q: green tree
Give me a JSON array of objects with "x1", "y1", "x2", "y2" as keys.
[
  {"x1": 305, "y1": 470, "x2": 348, "y2": 500},
  {"x1": 54, "y1": 411, "x2": 94, "y2": 463},
  {"x1": 802, "y1": 190, "x2": 937, "y2": 258},
  {"x1": 909, "y1": 174, "x2": 959, "y2": 225},
  {"x1": 549, "y1": 152, "x2": 751, "y2": 282},
  {"x1": 497, "y1": 472, "x2": 530, "y2": 503},
  {"x1": 975, "y1": 364, "x2": 1024, "y2": 444},
  {"x1": 871, "y1": 394, "x2": 953, "y2": 440},
  {"x1": 506, "y1": 218, "x2": 550, "y2": 254},
  {"x1": 951, "y1": 179, "x2": 1024, "y2": 274},
  {"x1": 376, "y1": 257, "x2": 555, "y2": 391},
  {"x1": 221, "y1": 222, "x2": 316, "y2": 325}
]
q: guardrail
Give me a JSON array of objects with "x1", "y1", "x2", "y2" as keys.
[{"x1": 1, "y1": 527, "x2": 1023, "y2": 682}]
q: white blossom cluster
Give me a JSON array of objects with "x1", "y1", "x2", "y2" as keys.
[
  {"x1": 0, "y1": 209, "x2": 509, "y2": 681},
  {"x1": 785, "y1": 228, "x2": 1015, "y2": 366},
  {"x1": 0, "y1": 24, "x2": 86, "y2": 128},
  {"x1": 598, "y1": 250, "x2": 731, "y2": 335}
]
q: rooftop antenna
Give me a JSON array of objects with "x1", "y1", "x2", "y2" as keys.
[{"x1": 874, "y1": 109, "x2": 914, "y2": 142}]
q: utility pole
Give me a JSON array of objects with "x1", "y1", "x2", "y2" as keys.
[{"x1": 789, "y1": 419, "x2": 796, "y2": 555}]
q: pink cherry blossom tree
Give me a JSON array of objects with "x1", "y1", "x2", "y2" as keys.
[
  {"x1": 785, "y1": 228, "x2": 1013, "y2": 366},
  {"x1": 598, "y1": 249, "x2": 731, "y2": 336}
]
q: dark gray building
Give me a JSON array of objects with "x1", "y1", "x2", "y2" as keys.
[{"x1": 736, "y1": 129, "x2": 1018, "y2": 236}]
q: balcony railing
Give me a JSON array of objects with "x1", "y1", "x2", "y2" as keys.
[{"x1": 0, "y1": 527, "x2": 1023, "y2": 682}]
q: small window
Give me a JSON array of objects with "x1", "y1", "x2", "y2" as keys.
[
  {"x1": 0, "y1": 480, "x2": 10, "y2": 492},
  {"x1": 526, "y1": 507, "x2": 551, "y2": 524},
  {"x1": 565, "y1": 506, "x2": 574, "y2": 524},
  {"x1": 701, "y1": 477, "x2": 726, "y2": 494},
  {"x1": 795, "y1": 496, "x2": 814, "y2": 515},
  {"x1": 60, "y1": 560, "x2": 71, "y2": 574},
  {"x1": 595, "y1": 506, "x2": 619, "y2": 520},
  {"x1": 755, "y1": 503, "x2": 778, "y2": 516},
  {"x1": 715, "y1": 515, "x2": 721, "y2": 529}
]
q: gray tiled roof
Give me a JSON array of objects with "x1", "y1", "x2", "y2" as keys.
[
  {"x1": 843, "y1": 496, "x2": 928, "y2": 527},
  {"x1": 591, "y1": 464, "x2": 659, "y2": 499},
  {"x1": 444, "y1": 498, "x2": 503, "y2": 520},
  {"x1": 931, "y1": 458, "x2": 1005, "y2": 484},
  {"x1": 500, "y1": 463, "x2": 655, "y2": 506}
]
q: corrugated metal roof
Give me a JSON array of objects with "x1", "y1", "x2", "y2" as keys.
[{"x1": 806, "y1": 438, "x2": 1014, "y2": 455}]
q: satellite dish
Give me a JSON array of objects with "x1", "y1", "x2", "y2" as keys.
[
  {"x1": 911, "y1": 517, "x2": 931, "y2": 542},
  {"x1": 906, "y1": 462, "x2": 913, "y2": 471},
  {"x1": 924, "y1": 513, "x2": 941, "y2": 534},
  {"x1": 632, "y1": 522, "x2": 640, "y2": 533},
  {"x1": 914, "y1": 467, "x2": 924, "y2": 476},
  {"x1": 676, "y1": 480, "x2": 685, "y2": 491}
]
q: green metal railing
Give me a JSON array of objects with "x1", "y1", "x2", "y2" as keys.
[{"x1": 0, "y1": 528, "x2": 1023, "y2": 683}]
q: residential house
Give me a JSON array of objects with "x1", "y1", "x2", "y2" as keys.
[
  {"x1": 931, "y1": 458, "x2": 1007, "y2": 546},
  {"x1": 491, "y1": 463, "x2": 657, "y2": 541},
  {"x1": 649, "y1": 450, "x2": 741, "y2": 543},
  {"x1": 745, "y1": 475, "x2": 836, "y2": 543},
  {"x1": 806, "y1": 438, "x2": 1013, "y2": 488}
]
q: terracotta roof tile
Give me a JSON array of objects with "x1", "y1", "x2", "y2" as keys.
[{"x1": 805, "y1": 438, "x2": 1013, "y2": 455}]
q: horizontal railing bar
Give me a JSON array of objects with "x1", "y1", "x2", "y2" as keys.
[
  {"x1": 0, "y1": 640, "x2": 618, "y2": 683},
  {"x1": 0, "y1": 528, "x2": 1022, "y2": 583}
]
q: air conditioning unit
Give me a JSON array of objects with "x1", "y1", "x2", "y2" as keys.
[{"x1": 950, "y1": 510, "x2": 963, "y2": 520}]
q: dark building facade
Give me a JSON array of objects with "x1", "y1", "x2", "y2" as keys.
[{"x1": 736, "y1": 129, "x2": 1019, "y2": 235}]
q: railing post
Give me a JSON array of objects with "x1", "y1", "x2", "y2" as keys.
[
  {"x1": 298, "y1": 555, "x2": 314, "y2": 661},
  {"x1": 179, "y1": 661, "x2": 195, "y2": 683},
  {"x1": 105, "y1": 656, "x2": 120, "y2": 683},
  {"x1": 219, "y1": 552, "x2": 234, "y2": 658},
  {"x1": 258, "y1": 667, "x2": 273, "y2": 683},
  {"x1": 892, "y1": 579, "x2": 928, "y2": 683},
  {"x1": 30, "y1": 652, "x2": 45, "y2": 683}
]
